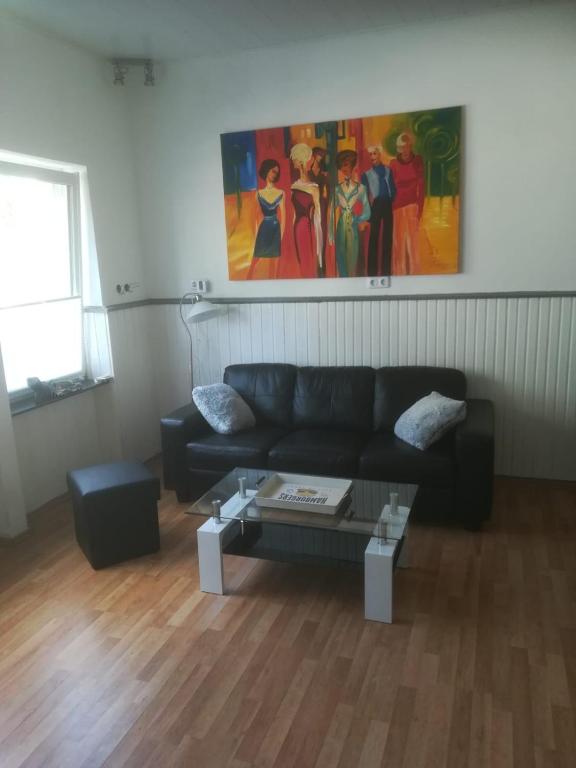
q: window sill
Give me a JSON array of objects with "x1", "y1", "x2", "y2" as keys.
[{"x1": 10, "y1": 377, "x2": 114, "y2": 417}]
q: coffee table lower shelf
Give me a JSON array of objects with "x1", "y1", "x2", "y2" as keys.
[{"x1": 197, "y1": 516, "x2": 407, "y2": 624}]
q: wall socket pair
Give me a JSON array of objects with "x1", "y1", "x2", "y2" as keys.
[
  {"x1": 115, "y1": 282, "x2": 140, "y2": 295},
  {"x1": 367, "y1": 277, "x2": 391, "y2": 289},
  {"x1": 191, "y1": 279, "x2": 209, "y2": 294}
]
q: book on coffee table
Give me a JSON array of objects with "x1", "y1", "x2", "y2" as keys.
[{"x1": 254, "y1": 473, "x2": 352, "y2": 515}]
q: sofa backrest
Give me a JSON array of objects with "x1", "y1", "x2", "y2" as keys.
[
  {"x1": 373, "y1": 366, "x2": 467, "y2": 431},
  {"x1": 222, "y1": 363, "x2": 467, "y2": 433},
  {"x1": 293, "y1": 367, "x2": 375, "y2": 432},
  {"x1": 224, "y1": 363, "x2": 296, "y2": 427}
]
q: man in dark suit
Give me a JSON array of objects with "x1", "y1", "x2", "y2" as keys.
[{"x1": 361, "y1": 145, "x2": 396, "y2": 276}]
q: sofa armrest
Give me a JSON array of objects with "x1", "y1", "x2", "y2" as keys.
[
  {"x1": 454, "y1": 399, "x2": 495, "y2": 529},
  {"x1": 161, "y1": 403, "x2": 211, "y2": 499}
]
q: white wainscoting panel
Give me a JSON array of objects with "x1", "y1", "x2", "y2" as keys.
[
  {"x1": 107, "y1": 306, "x2": 162, "y2": 461},
  {"x1": 148, "y1": 304, "x2": 193, "y2": 419},
  {"x1": 175, "y1": 296, "x2": 575, "y2": 481},
  {"x1": 12, "y1": 386, "x2": 121, "y2": 513},
  {"x1": 11, "y1": 295, "x2": 572, "y2": 516}
]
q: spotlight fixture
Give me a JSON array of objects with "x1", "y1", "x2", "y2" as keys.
[
  {"x1": 112, "y1": 60, "x2": 129, "y2": 86},
  {"x1": 144, "y1": 60, "x2": 155, "y2": 86},
  {"x1": 111, "y1": 58, "x2": 156, "y2": 86}
]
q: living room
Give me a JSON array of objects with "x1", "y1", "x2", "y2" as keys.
[{"x1": 0, "y1": 1, "x2": 575, "y2": 766}]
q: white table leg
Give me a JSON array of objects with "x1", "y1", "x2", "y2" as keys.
[
  {"x1": 364, "y1": 537, "x2": 397, "y2": 623},
  {"x1": 196, "y1": 491, "x2": 256, "y2": 594},
  {"x1": 197, "y1": 517, "x2": 234, "y2": 594}
]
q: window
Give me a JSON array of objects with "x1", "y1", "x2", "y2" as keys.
[{"x1": 0, "y1": 161, "x2": 83, "y2": 395}]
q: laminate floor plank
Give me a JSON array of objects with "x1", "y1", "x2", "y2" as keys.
[{"x1": 0, "y1": 470, "x2": 575, "y2": 767}]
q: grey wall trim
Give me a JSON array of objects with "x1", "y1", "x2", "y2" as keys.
[
  {"x1": 83, "y1": 305, "x2": 109, "y2": 314},
  {"x1": 103, "y1": 290, "x2": 576, "y2": 312}
]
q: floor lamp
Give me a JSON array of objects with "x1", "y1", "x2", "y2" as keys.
[{"x1": 178, "y1": 293, "x2": 222, "y2": 391}]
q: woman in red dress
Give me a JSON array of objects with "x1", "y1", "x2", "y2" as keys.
[{"x1": 289, "y1": 143, "x2": 323, "y2": 278}]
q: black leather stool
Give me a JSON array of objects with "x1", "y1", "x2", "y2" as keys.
[{"x1": 67, "y1": 461, "x2": 161, "y2": 569}]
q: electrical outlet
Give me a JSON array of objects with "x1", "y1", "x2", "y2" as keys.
[
  {"x1": 115, "y1": 282, "x2": 140, "y2": 295},
  {"x1": 191, "y1": 279, "x2": 209, "y2": 294},
  {"x1": 367, "y1": 277, "x2": 390, "y2": 289}
]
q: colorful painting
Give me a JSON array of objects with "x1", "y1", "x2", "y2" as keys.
[{"x1": 221, "y1": 106, "x2": 461, "y2": 280}]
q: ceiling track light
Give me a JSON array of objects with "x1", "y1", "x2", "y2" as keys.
[
  {"x1": 144, "y1": 60, "x2": 155, "y2": 86},
  {"x1": 111, "y1": 58, "x2": 156, "y2": 86}
]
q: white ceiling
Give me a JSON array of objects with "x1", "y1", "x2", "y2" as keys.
[{"x1": 0, "y1": 0, "x2": 546, "y2": 60}]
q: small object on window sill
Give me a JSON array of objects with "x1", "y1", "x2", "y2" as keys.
[
  {"x1": 10, "y1": 377, "x2": 113, "y2": 417},
  {"x1": 27, "y1": 377, "x2": 57, "y2": 404},
  {"x1": 52, "y1": 378, "x2": 85, "y2": 397}
]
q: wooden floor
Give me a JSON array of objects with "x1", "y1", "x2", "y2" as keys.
[{"x1": 0, "y1": 473, "x2": 575, "y2": 768}]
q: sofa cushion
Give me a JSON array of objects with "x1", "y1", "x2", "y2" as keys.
[
  {"x1": 268, "y1": 429, "x2": 370, "y2": 477},
  {"x1": 192, "y1": 383, "x2": 256, "y2": 434},
  {"x1": 359, "y1": 432, "x2": 454, "y2": 487},
  {"x1": 293, "y1": 367, "x2": 375, "y2": 431},
  {"x1": 186, "y1": 427, "x2": 287, "y2": 472},
  {"x1": 224, "y1": 364, "x2": 296, "y2": 427},
  {"x1": 394, "y1": 391, "x2": 467, "y2": 450},
  {"x1": 374, "y1": 366, "x2": 466, "y2": 431}
]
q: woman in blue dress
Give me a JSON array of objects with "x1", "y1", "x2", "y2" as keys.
[
  {"x1": 329, "y1": 150, "x2": 370, "y2": 277},
  {"x1": 247, "y1": 159, "x2": 285, "y2": 280}
]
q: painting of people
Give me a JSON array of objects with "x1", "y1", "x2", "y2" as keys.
[{"x1": 220, "y1": 106, "x2": 461, "y2": 280}]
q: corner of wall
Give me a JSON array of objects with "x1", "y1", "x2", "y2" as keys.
[{"x1": 0, "y1": 347, "x2": 27, "y2": 538}]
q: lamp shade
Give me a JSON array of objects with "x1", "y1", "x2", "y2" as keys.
[{"x1": 186, "y1": 298, "x2": 222, "y2": 323}]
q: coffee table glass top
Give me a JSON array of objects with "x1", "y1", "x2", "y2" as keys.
[{"x1": 186, "y1": 468, "x2": 418, "y2": 542}]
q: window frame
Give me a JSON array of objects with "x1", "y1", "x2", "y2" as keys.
[{"x1": 0, "y1": 161, "x2": 85, "y2": 400}]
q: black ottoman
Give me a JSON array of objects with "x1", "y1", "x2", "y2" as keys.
[{"x1": 67, "y1": 461, "x2": 161, "y2": 570}]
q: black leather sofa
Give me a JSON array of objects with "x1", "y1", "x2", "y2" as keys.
[{"x1": 161, "y1": 364, "x2": 494, "y2": 529}]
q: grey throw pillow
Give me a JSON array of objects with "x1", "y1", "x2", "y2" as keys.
[
  {"x1": 192, "y1": 383, "x2": 256, "y2": 435},
  {"x1": 394, "y1": 391, "x2": 467, "y2": 450}
]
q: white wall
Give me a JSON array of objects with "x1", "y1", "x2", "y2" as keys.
[
  {"x1": 11, "y1": 383, "x2": 122, "y2": 512},
  {"x1": 121, "y1": 2, "x2": 576, "y2": 483},
  {"x1": 0, "y1": 346, "x2": 27, "y2": 536},
  {"x1": 129, "y1": 3, "x2": 576, "y2": 300},
  {"x1": 0, "y1": 15, "x2": 146, "y2": 305},
  {"x1": 0, "y1": 16, "x2": 158, "y2": 522},
  {"x1": 107, "y1": 307, "x2": 163, "y2": 461}
]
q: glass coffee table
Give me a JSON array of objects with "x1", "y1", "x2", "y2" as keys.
[{"x1": 186, "y1": 468, "x2": 418, "y2": 623}]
